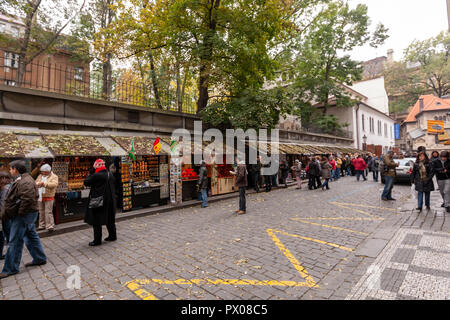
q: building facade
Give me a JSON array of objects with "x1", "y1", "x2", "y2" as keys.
[
  {"x1": 0, "y1": 13, "x2": 90, "y2": 94},
  {"x1": 402, "y1": 95, "x2": 450, "y2": 153}
]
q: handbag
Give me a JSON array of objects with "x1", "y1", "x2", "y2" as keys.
[{"x1": 88, "y1": 172, "x2": 110, "y2": 209}]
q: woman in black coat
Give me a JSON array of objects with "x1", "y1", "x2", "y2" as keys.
[
  {"x1": 84, "y1": 159, "x2": 117, "y2": 246},
  {"x1": 410, "y1": 152, "x2": 435, "y2": 212}
]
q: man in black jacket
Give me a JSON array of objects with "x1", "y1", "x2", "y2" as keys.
[
  {"x1": 0, "y1": 160, "x2": 47, "y2": 279},
  {"x1": 432, "y1": 151, "x2": 450, "y2": 212},
  {"x1": 198, "y1": 161, "x2": 208, "y2": 208}
]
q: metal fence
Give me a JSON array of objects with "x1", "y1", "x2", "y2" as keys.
[{"x1": 0, "y1": 61, "x2": 198, "y2": 114}]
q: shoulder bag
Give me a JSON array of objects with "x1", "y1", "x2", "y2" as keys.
[{"x1": 88, "y1": 172, "x2": 110, "y2": 209}]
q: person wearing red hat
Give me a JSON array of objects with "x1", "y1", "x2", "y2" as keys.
[{"x1": 83, "y1": 159, "x2": 117, "y2": 246}]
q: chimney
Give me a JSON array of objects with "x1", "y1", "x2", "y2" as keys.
[
  {"x1": 419, "y1": 98, "x2": 424, "y2": 111},
  {"x1": 387, "y1": 49, "x2": 394, "y2": 63}
]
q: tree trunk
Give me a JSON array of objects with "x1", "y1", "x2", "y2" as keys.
[
  {"x1": 102, "y1": 55, "x2": 112, "y2": 99},
  {"x1": 148, "y1": 51, "x2": 163, "y2": 109},
  {"x1": 196, "y1": 0, "x2": 220, "y2": 113}
]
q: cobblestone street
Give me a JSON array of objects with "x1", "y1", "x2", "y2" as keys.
[{"x1": 0, "y1": 176, "x2": 449, "y2": 300}]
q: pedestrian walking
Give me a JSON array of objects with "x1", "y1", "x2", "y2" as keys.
[
  {"x1": 329, "y1": 156, "x2": 336, "y2": 182},
  {"x1": 262, "y1": 162, "x2": 272, "y2": 192},
  {"x1": 84, "y1": 159, "x2": 117, "y2": 246},
  {"x1": 335, "y1": 156, "x2": 342, "y2": 180},
  {"x1": 291, "y1": 160, "x2": 302, "y2": 189},
  {"x1": 0, "y1": 171, "x2": 12, "y2": 260},
  {"x1": 320, "y1": 157, "x2": 332, "y2": 190},
  {"x1": 368, "y1": 155, "x2": 380, "y2": 182},
  {"x1": 252, "y1": 157, "x2": 262, "y2": 193},
  {"x1": 381, "y1": 151, "x2": 399, "y2": 201},
  {"x1": 280, "y1": 160, "x2": 289, "y2": 188},
  {"x1": 353, "y1": 155, "x2": 367, "y2": 181},
  {"x1": 432, "y1": 151, "x2": 450, "y2": 212},
  {"x1": 0, "y1": 160, "x2": 47, "y2": 279},
  {"x1": 410, "y1": 152, "x2": 435, "y2": 212},
  {"x1": 198, "y1": 160, "x2": 208, "y2": 208},
  {"x1": 35, "y1": 164, "x2": 58, "y2": 231},
  {"x1": 430, "y1": 150, "x2": 440, "y2": 190},
  {"x1": 345, "y1": 155, "x2": 352, "y2": 176},
  {"x1": 232, "y1": 160, "x2": 248, "y2": 214}
]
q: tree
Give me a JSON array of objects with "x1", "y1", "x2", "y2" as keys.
[
  {"x1": 290, "y1": 1, "x2": 388, "y2": 130},
  {"x1": 100, "y1": 0, "x2": 315, "y2": 119},
  {"x1": 0, "y1": 0, "x2": 85, "y2": 84},
  {"x1": 72, "y1": 0, "x2": 116, "y2": 99},
  {"x1": 384, "y1": 31, "x2": 450, "y2": 113}
]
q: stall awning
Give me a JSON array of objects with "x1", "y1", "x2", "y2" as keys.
[
  {"x1": 111, "y1": 135, "x2": 170, "y2": 156},
  {"x1": 0, "y1": 132, "x2": 25, "y2": 158},
  {"x1": 43, "y1": 134, "x2": 111, "y2": 156},
  {"x1": 95, "y1": 137, "x2": 128, "y2": 156},
  {"x1": 16, "y1": 134, "x2": 54, "y2": 158}
]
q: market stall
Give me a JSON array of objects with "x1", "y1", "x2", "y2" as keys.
[
  {"x1": 112, "y1": 134, "x2": 170, "y2": 210},
  {"x1": 43, "y1": 133, "x2": 114, "y2": 223}
]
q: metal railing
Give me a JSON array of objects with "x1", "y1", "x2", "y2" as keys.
[{"x1": 0, "y1": 61, "x2": 198, "y2": 114}]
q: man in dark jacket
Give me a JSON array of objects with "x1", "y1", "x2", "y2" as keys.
[
  {"x1": 0, "y1": 160, "x2": 47, "y2": 279},
  {"x1": 233, "y1": 160, "x2": 248, "y2": 214},
  {"x1": 84, "y1": 159, "x2": 117, "y2": 246},
  {"x1": 308, "y1": 157, "x2": 322, "y2": 189},
  {"x1": 432, "y1": 151, "x2": 450, "y2": 212},
  {"x1": 198, "y1": 160, "x2": 208, "y2": 208},
  {"x1": 381, "y1": 151, "x2": 399, "y2": 201}
]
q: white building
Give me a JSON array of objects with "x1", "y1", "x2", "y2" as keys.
[{"x1": 319, "y1": 76, "x2": 395, "y2": 154}]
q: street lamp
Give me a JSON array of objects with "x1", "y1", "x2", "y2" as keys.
[{"x1": 362, "y1": 134, "x2": 367, "y2": 151}]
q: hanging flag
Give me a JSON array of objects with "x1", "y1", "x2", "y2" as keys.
[
  {"x1": 153, "y1": 136, "x2": 161, "y2": 155},
  {"x1": 128, "y1": 137, "x2": 136, "y2": 160},
  {"x1": 170, "y1": 139, "x2": 178, "y2": 153}
]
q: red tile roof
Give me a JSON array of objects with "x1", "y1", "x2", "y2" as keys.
[{"x1": 403, "y1": 95, "x2": 450, "y2": 123}]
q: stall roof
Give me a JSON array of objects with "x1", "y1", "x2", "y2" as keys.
[
  {"x1": 16, "y1": 134, "x2": 54, "y2": 158},
  {"x1": 95, "y1": 137, "x2": 127, "y2": 156},
  {"x1": 0, "y1": 131, "x2": 25, "y2": 158},
  {"x1": 111, "y1": 135, "x2": 170, "y2": 156},
  {"x1": 43, "y1": 134, "x2": 111, "y2": 156}
]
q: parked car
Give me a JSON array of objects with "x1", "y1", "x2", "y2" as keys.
[{"x1": 381, "y1": 158, "x2": 415, "y2": 185}]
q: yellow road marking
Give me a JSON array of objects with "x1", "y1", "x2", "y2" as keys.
[
  {"x1": 266, "y1": 229, "x2": 318, "y2": 288},
  {"x1": 290, "y1": 218, "x2": 369, "y2": 235},
  {"x1": 333, "y1": 203, "x2": 384, "y2": 220},
  {"x1": 269, "y1": 229, "x2": 354, "y2": 252},
  {"x1": 126, "y1": 280, "x2": 158, "y2": 300},
  {"x1": 133, "y1": 278, "x2": 312, "y2": 287},
  {"x1": 332, "y1": 202, "x2": 397, "y2": 212},
  {"x1": 296, "y1": 216, "x2": 377, "y2": 221}
]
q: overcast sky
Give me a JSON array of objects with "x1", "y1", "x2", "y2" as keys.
[{"x1": 346, "y1": 0, "x2": 449, "y2": 62}]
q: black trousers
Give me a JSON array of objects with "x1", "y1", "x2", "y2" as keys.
[
  {"x1": 239, "y1": 187, "x2": 246, "y2": 211},
  {"x1": 93, "y1": 222, "x2": 116, "y2": 243},
  {"x1": 253, "y1": 173, "x2": 260, "y2": 192}
]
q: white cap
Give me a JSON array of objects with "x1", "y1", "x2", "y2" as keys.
[{"x1": 40, "y1": 164, "x2": 51, "y2": 172}]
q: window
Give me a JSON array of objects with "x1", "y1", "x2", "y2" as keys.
[
  {"x1": 390, "y1": 125, "x2": 393, "y2": 138},
  {"x1": 74, "y1": 67, "x2": 84, "y2": 81},
  {"x1": 378, "y1": 120, "x2": 382, "y2": 135},
  {"x1": 4, "y1": 52, "x2": 18, "y2": 68},
  {"x1": 11, "y1": 26, "x2": 19, "y2": 38},
  {"x1": 4, "y1": 80, "x2": 16, "y2": 86},
  {"x1": 362, "y1": 114, "x2": 365, "y2": 131},
  {"x1": 384, "y1": 123, "x2": 388, "y2": 137}
]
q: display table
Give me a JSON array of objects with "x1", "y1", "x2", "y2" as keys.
[{"x1": 55, "y1": 192, "x2": 89, "y2": 223}]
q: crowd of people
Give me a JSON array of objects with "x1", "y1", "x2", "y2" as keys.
[
  {"x1": 0, "y1": 158, "x2": 117, "y2": 279},
  {"x1": 225, "y1": 149, "x2": 449, "y2": 215},
  {"x1": 0, "y1": 148, "x2": 448, "y2": 279}
]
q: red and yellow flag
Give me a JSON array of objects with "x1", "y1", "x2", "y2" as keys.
[{"x1": 153, "y1": 137, "x2": 161, "y2": 155}]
